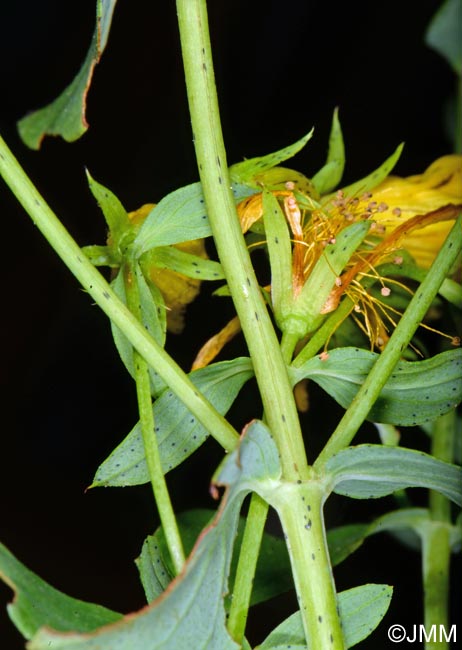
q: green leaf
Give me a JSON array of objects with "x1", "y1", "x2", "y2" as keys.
[
  {"x1": 425, "y1": 0, "x2": 462, "y2": 74},
  {"x1": 141, "y1": 246, "x2": 225, "y2": 280},
  {"x1": 257, "y1": 583, "x2": 393, "y2": 649},
  {"x1": 135, "y1": 535, "x2": 173, "y2": 603},
  {"x1": 91, "y1": 358, "x2": 254, "y2": 486},
  {"x1": 312, "y1": 108, "x2": 345, "y2": 195},
  {"x1": 328, "y1": 507, "x2": 462, "y2": 567},
  {"x1": 327, "y1": 524, "x2": 370, "y2": 567},
  {"x1": 82, "y1": 245, "x2": 119, "y2": 267},
  {"x1": 262, "y1": 189, "x2": 293, "y2": 323},
  {"x1": 110, "y1": 268, "x2": 167, "y2": 394},
  {"x1": 17, "y1": 0, "x2": 117, "y2": 149},
  {"x1": 290, "y1": 347, "x2": 462, "y2": 426},
  {"x1": 325, "y1": 444, "x2": 462, "y2": 505},
  {"x1": 0, "y1": 541, "x2": 121, "y2": 640},
  {"x1": 137, "y1": 509, "x2": 292, "y2": 607},
  {"x1": 338, "y1": 143, "x2": 404, "y2": 199},
  {"x1": 229, "y1": 131, "x2": 314, "y2": 185},
  {"x1": 86, "y1": 171, "x2": 131, "y2": 251},
  {"x1": 133, "y1": 182, "x2": 256, "y2": 256},
  {"x1": 29, "y1": 421, "x2": 280, "y2": 650}
]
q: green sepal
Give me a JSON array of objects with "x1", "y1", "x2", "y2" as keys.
[
  {"x1": 86, "y1": 171, "x2": 132, "y2": 253},
  {"x1": 91, "y1": 358, "x2": 254, "y2": 486},
  {"x1": 81, "y1": 245, "x2": 120, "y2": 267},
  {"x1": 290, "y1": 347, "x2": 462, "y2": 426},
  {"x1": 325, "y1": 444, "x2": 462, "y2": 505},
  {"x1": 252, "y1": 166, "x2": 317, "y2": 196},
  {"x1": 262, "y1": 190, "x2": 294, "y2": 324},
  {"x1": 312, "y1": 108, "x2": 345, "y2": 195},
  {"x1": 140, "y1": 246, "x2": 225, "y2": 280},
  {"x1": 258, "y1": 583, "x2": 393, "y2": 650},
  {"x1": 285, "y1": 220, "x2": 371, "y2": 338},
  {"x1": 132, "y1": 182, "x2": 256, "y2": 257},
  {"x1": 17, "y1": 0, "x2": 117, "y2": 149},
  {"x1": 0, "y1": 541, "x2": 121, "y2": 641},
  {"x1": 338, "y1": 142, "x2": 404, "y2": 199},
  {"x1": 229, "y1": 130, "x2": 314, "y2": 186}
]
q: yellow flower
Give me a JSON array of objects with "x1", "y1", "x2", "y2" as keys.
[
  {"x1": 354, "y1": 155, "x2": 462, "y2": 268},
  {"x1": 192, "y1": 156, "x2": 461, "y2": 369}
]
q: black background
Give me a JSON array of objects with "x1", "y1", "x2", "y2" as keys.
[{"x1": 0, "y1": 1, "x2": 460, "y2": 648}]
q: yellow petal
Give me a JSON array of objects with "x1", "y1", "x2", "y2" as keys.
[
  {"x1": 372, "y1": 155, "x2": 462, "y2": 267},
  {"x1": 191, "y1": 316, "x2": 242, "y2": 369}
]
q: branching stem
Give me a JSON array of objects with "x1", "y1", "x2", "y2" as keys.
[
  {"x1": 176, "y1": 0, "x2": 309, "y2": 482},
  {"x1": 124, "y1": 264, "x2": 185, "y2": 574}
]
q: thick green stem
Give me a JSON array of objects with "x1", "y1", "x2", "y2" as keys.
[
  {"x1": 268, "y1": 482, "x2": 345, "y2": 650},
  {"x1": 315, "y1": 217, "x2": 462, "y2": 467},
  {"x1": 227, "y1": 493, "x2": 268, "y2": 644},
  {"x1": 422, "y1": 524, "x2": 450, "y2": 649},
  {"x1": 0, "y1": 135, "x2": 239, "y2": 453},
  {"x1": 429, "y1": 410, "x2": 454, "y2": 522},
  {"x1": 124, "y1": 264, "x2": 185, "y2": 574},
  {"x1": 176, "y1": 0, "x2": 308, "y2": 481},
  {"x1": 421, "y1": 410, "x2": 455, "y2": 649}
]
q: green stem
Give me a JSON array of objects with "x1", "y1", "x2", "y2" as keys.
[
  {"x1": 227, "y1": 493, "x2": 269, "y2": 644},
  {"x1": 268, "y1": 482, "x2": 345, "y2": 650},
  {"x1": 0, "y1": 134, "x2": 239, "y2": 454},
  {"x1": 176, "y1": 0, "x2": 309, "y2": 482},
  {"x1": 422, "y1": 524, "x2": 450, "y2": 650},
  {"x1": 421, "y1": 410, "x2": 455, "y2": 649},
  {"x1": 429, "y1": 410, "x2": 455, "y2": 522},
  {"x1": 315, "y1": 217, "x2": 462, "y2": 467},
  {"x1": 124, "y1": 264, "x2": 185, "y2": 574}
]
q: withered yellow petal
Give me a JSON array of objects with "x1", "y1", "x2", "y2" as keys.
[{"x1": 192, "y1": 316, "x2": 242, "y2": 369}]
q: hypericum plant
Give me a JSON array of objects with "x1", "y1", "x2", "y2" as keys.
[{"x1": 1, "y1": 1, "x2": 461, "y2": 649}]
